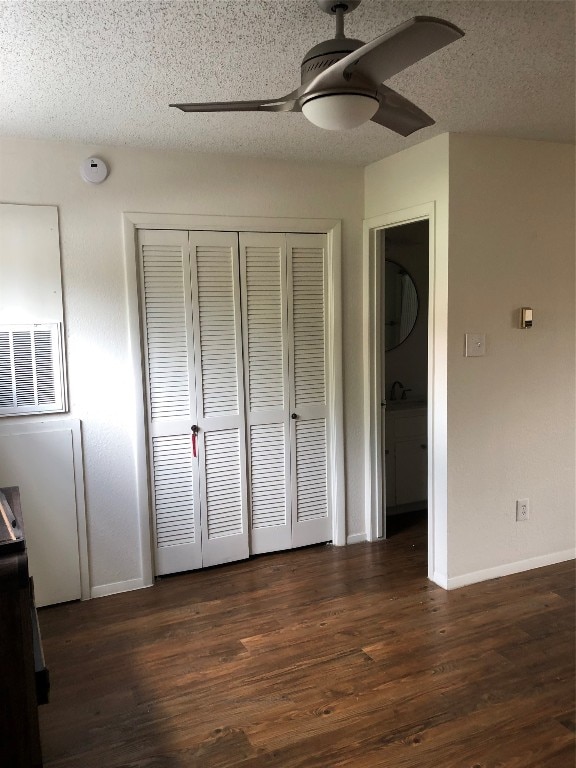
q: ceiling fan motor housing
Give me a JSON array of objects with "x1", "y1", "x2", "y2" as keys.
[{"x1": 300, "y1": 37, "x2": 364, "y2": 85}]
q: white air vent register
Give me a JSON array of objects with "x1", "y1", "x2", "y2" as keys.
[{"x1": 0, "y1": 323, "x2": 66, "y2": 415}]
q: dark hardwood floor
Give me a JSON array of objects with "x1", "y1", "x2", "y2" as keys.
[{"x1": 38, "y1": 514, "x2": 575, "y2": 767}]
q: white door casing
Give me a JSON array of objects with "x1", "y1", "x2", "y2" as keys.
[
  {"x1": 375, "y1": 230, "x2": 386, "y2": 539},
  {"x1": 363, "y1": 203, "x2": 439, "y2": 582},
  {"x1": 125, "y1": 212, "x2": 345, "y2": 588}
]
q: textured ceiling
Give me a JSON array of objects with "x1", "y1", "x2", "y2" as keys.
[{"x1": 0, "y1": 1, "x2": 573, "y2": 166}]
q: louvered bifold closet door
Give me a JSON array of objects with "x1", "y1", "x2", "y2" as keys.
[
  {"x1": 240, "y1": 233, "x2": 291, "y2": 554},
  {"x1": 190, "y1": 232, "x2": 249, "y2": 567},
  {"x1": 138, "y1": 229, "x2": 201, "y2": 576},
  {"x1": 287, "y1": 233, "x2": 331, "y2": 548}
]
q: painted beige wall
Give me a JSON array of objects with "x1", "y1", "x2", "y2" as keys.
[
  {"x1": 448, "y1": 135, "x2": 575, "y2": 580},
  {"x1": 365, "y1": 134, "x2": 450, "y2": 578},
  {"x1": 365, "y1": 133, "x2": 575, "y2": 585},
  {"x1": 3, "y1": 131, "x2": 571, "y2": 594},
  {"x1": 0, "y1": 136, "x2": 364, "y2": 592}
]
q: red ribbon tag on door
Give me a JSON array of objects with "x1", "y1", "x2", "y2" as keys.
[{"x1": 191, "y1": 426, "x2": 198, "y2": 458}]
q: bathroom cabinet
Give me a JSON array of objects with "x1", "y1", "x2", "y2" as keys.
[{"x1": 385, "y1": 406, "x2": 427, "y2": 511}]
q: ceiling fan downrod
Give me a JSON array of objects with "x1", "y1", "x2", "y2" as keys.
[
  {"x1": 315, "y1": 0, "x2": 362, "y2": 40},
  {"x1": 333, "y1": 5, "x2": 347, "y2": 39}
]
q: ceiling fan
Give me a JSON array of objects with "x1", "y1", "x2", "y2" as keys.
[{"x1": 170, "y1": 0, "x2": 464, "y2": 136}]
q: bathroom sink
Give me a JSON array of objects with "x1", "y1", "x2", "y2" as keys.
[{"x1": 387, "y1": 400, "x2": 426, "y2": 411}]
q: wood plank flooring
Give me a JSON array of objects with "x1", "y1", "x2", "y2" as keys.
[{"x1": 38, "y1": 514, "x2": 575, "y2": 767}]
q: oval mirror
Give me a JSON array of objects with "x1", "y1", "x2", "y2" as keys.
[{"x1": 384, "y1": 261, "x2": 418, "y2": 351}]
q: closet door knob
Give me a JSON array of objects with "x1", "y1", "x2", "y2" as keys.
[
  {"x1": 291, "y1": 413, "x2": 298, "y2": 419},
  {"x1": 191, "y1": 425, "x2": 199, "y2": 458}
]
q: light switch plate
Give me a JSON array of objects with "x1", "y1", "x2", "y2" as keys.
[{"x1": 465, "y1": 333, "x2": 486, "y2": 357}]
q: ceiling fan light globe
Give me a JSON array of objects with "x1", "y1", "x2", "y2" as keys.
[{"x1": 302, "y1": 93, "x2": 379, "y2": 130}]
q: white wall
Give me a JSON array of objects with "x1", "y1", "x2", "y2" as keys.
[
  {"x1": 365, "y1": 134, "x2": 450, "y2": 579},
  {"x1": 0, "y1": 204, "x2": 63, "y2": 324},
  {"x1": 447, "y1": 135, "x2": 575, "y2": 584},
  {"x1": 3, "y1": 132, "x2": 571, "y2": 595},
  {"x1": 364, "y1": 133, "x2": 575, "y2": 587},
  {"x1": 0, "y1": 137, "x2": 364, "y2": 593}
]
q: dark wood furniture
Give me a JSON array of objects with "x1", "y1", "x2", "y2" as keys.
[{"x1": 0, "y1": 486, "x2": 49, "y2": 768}]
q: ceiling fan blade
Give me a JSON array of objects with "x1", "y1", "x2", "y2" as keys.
[
  {"x1": 371, "y1": 84, "x2": 435, "y2": 136},
  {"x1": 170, "y1": 90, "x2": 302, "y2": 113},
  {"x1": 312, "y1": 16, "x2": 464, "y2": 91}
]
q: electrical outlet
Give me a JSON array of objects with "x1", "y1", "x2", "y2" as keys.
[{"x1": 516, "y1": 498, "x2": 530, "y2": 521}]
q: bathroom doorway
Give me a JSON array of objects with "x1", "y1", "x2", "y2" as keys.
[
  {"x1": 380, "y1": 220, "x2": 429, "y2": 539},
  {"x1": 364, "y1": 201, "x2": 447, "y2": 583}
]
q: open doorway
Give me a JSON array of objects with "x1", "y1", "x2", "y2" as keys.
[
  {"x1": 380, "y1": 221, "x2": 429, "y2": 540},
  {"x1": 364, "y1": 201, "x2": 447, "y2": 584}
]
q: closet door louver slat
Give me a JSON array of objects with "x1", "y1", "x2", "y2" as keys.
[
  {"x1": 295, "y1": 419, "x2": 328, "y2": 522},
  {"x1": 240, "y1": 233, "x2": 291, "y2": 554},
  {"x1": 292, "y1": 246, "x2": 326, "y2": 409},
  {"x1": 287, "y1": 234, "x2": 331, "y2": 548},
  {"x1": 151, "y1": 434, "x2": 199, "y2": 575},
  {"x1": 141, "y1": 244, "x2": 191, "y2": 421},
  {"x1": 204, "y1": 428, "x2": 243, "y2": 539},
  {"x1": 194, "y1": 244, "x2": 239, "y2": 418},
  {"x1": 138, "y1": 230, "x2": 202, "y2": 575},
  {"x1": 250, "y1": 423, "x2": 287, "y2": 530}
]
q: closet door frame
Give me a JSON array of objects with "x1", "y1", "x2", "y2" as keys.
[{"x1": 124, "y1": 213, "x2": 345, "y2": 587}]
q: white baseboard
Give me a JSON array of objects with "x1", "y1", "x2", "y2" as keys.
[
  {"x1": 91, "y1": 577, "x2": 151, "y2": 599},
  {"x1": 437, "y1": 549, "x2": 576, "y2": 591},
  {"x1": 346, "y1": 532, "x2": 367, "y2": 545}
]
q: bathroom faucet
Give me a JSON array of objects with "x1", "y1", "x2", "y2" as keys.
[{"x1": 390, "y1": 380, "x2": 404, "y2": 401}]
